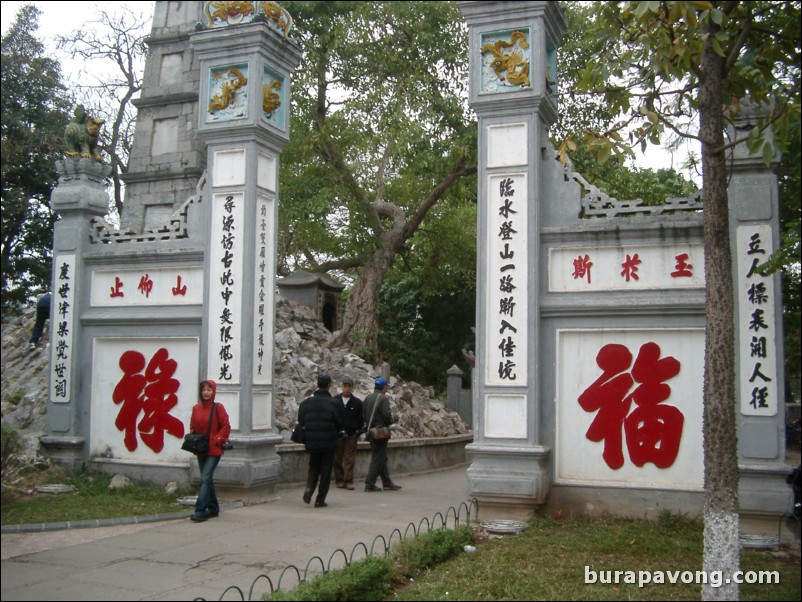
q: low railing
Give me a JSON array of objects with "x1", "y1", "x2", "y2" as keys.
[{"x1": 206, "y1": 498, "x2": 480, "y2": 601}]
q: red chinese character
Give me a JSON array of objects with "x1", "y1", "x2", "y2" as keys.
[
  {"x1": 138, "y1": 274, "x2": 154, "y2": 298},
  {"x1": 620, "y1": 254, "x2": 641, "y2": 282},
  {"x1": 578, "y1": 342, "x2": 683, "y2": 469},
  {"x1": 671, "y1": 253, "x2": 693, "y2": 278},
  {"x1": 110, "y1": 276, "x2": 124, "y2": 298},
  {"x1": 172, "y1": 274, "x2": 187, "y2": 296},
  {"x1": 572, "y1": 254, "x2": 593, "y2": 284},
  {"x1": 112, "y1": 348, "x2": 185, "y2": 453}
]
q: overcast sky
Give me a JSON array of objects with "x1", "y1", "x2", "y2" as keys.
[{"x1": 1, "y1": 1, "x2": 154, "y2": 81}]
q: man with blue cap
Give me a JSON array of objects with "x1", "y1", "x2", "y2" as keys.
[{"x1": 362, "y1": 377, "x2": 402, "y2": 492}]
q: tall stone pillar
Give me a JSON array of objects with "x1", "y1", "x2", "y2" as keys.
[
  {"x1": 40, "y1": 158, "x2": 112, "y2": 470},
  {"x1": 190, "y1": 6, "x2": 301, "y2": 491},
  {"x1": 458, "y1": 1, "x2": 566, "y2": 520},
  {"x1": 727, "y1": 102, "x2": 792, "y2": 521}
]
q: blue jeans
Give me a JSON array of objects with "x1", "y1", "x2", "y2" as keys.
[{"x1": 195, "y1": 454, "x2": 221, "y2": 515}]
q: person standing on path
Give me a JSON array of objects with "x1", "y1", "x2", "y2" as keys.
[
  {"x1": 363, "y1": 377, "x2": 402, "y2": 492},
  {"x1": 298, "y1": 371, "x2": 343, "y2": 507},
  {"x1": 188, "y1": 379, "x2": 231, "y2": 522},
  {"x1": 332, "y1": 375, "x2": 364, "y2": 490}
]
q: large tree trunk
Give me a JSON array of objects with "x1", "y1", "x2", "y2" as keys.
[
  {"x1": 332, "y1": 230, "x2": 404, "y2": 357},
  {"x1": 699, "y1": 21, "x2": 740, "y2": 602}
]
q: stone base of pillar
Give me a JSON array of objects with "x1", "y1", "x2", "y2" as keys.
[
  {"x1": 191, "y1": 434, "x2": 284, "y2": 498},
  {"x1": 740, "y1": 462, "x2": 796, "y2": 518},
  {"x1": 466, "y1": 443, "x2": 551, "y2": 522},
  {"x1": 39, "y1": 435, "x2": 86, "y2": 473}
]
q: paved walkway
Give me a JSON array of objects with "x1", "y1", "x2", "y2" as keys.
[{"x1": 1, "y1": 466, "x2": 472, "y2": 601}]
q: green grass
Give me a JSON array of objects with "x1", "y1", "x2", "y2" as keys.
[
  {"x1": 392, "y1": 514, "x2": 801, "y2": 601},
  {"x1": 1, "y1": 468, "x2": 192, "y2": 525}
]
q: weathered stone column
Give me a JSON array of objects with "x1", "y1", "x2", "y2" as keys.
[
  {"x1": 40, "y1": 157, "x2": 112, "y2": 470},
  {"x1": 727, "y1": 102, "x2": 793, "y2": 522},
  {"x1": 190, "y1": 6, "x2": 302, "y2": 491},
  {"x1": 458, "y1": 1, "x2": 565, "y2": 520}
]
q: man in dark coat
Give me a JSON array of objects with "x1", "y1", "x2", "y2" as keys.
[
  {"x1": 332, "y1": 375, "x2": 364, "y2": 490},
  {"x1": 298, "y1": 371, "x2": 343, "y2": 507}
]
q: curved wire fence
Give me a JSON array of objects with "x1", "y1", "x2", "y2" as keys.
[{"x1": 202, "y1": 498, "x2": 479, "y2": 601}]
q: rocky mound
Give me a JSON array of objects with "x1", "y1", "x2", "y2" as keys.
[{"x1": 1, "y1": 298, "x2": 469, "y2": 463}]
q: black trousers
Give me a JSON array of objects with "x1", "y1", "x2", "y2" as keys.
[{"x1": 306, "y1": 451, "x2": 334, "y2": 503}]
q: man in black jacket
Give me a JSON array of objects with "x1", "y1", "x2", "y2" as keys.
[
  {"x1": 298, "y1": 371, "x2": 343, "y2": 507},
  {"x1": 332, "y1": 376, "x2": 364, "y2": 490}
]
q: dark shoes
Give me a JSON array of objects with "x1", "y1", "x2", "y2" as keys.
[
  {"x1": 206, "y1": 512, "x2": 219, "y2": 518},
  {"x1": 384, "y1": 483, "x2": 402, "y2": 491},
  {"x1": 190, "y1": 512, "x2": 207, "y2": 522},
  {"x1": 303, "y1": 489, "x2": 312, "y2": 504},
  {"x1": 314, "y1": 500, "x2": 328, "y2": 508},
  {"x1": 364, "y1": 484, "x2": 382, "y2": 492}
]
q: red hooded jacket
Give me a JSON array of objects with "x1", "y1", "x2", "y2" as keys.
[{"x1": 189, "y1": 380, "x2": 231, "y2": 456}]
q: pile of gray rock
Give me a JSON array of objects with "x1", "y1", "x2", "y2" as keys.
[
  {"x1": 273, "y1": 299, "x2": 470, "y2": 439},
  {"x1": 1, "y1": 298, "x2": 469, "y2": 464}
]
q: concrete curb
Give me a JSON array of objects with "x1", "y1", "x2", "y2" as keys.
[{"x1": 0, "y1": 501, "x2": 244, "y2": 534}]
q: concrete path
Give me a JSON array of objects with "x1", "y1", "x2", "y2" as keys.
[{"x1": 1, "y1": 465, "x2": 472, "y2": 601}]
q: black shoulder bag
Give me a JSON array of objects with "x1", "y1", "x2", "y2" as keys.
[{"x1": 182, "y1": 402, "x2": 215, "y2": 454}]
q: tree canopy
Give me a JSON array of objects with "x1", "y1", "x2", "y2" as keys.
[
  {"x1": 278, "y1": 1, "x2": 477, "y2": 360},
  {"x1": 1, "y1": 4, "x2": 71, "y2": 313}
]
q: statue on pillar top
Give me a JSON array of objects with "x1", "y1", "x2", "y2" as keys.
[
  {"x1": 202, "y1": 1, "x2": 293, "y2": 39},
  {"x1": 64, "y1": 104, "x2": 105, "y2": 162}
]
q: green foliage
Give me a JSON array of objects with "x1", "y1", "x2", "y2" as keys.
[
  {"x1": 1, "y1": 4, "x2": 72, "y2": 315},
  {"x1": 1, "y1": 424, "x2": 24, "y2": 484},
  {"x1": 264, "y1": 555, "x2": 393, "y2": 601},
  {"x1": 1, "y1": 468, "x2": 191, "y2": 525},
  {"x1": 277, "y1": 1, "x2": 477, "y2": 355},
  {"x1": 390, "y1": 526, "x2": 474, "y2": 579}
]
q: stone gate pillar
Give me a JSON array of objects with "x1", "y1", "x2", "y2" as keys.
[
  {"x1": 458, "y1": 1, "x2": 566, "y2": 519},
  {"x1": 40, "y1": 158, "x2": 112, "y2": 469},
  {"x1": 728, "y1": 102, "x2": 793, "y2": 521},
  {"x1": 190, "y1": 5, "x2": 301, "y2": 490}
]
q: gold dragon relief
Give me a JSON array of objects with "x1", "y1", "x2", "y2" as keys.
[
  {"x1": 209, "y1": 66, "x2": 248, "y2": 115},
  {"x1": 202, "y1": 1, "x2": 293, "y2": 38},
  {"x1": 481, "y1": 30, "x2": 531, "y2": 89},
  {"x1": 262, "y1": 79, "x2": 283, "y2": 118},
  {"x1": 205, "y1": 1, "x2": 256, "y2": 27},
  {"x1": 261, "y1": 1, "x2": 293, "y2": 38}
]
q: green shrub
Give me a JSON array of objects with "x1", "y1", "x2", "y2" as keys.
[
  {"x1": 391, "y1": 526, "x2": 474, "y2": 578},
  {"x1": 1, "y1": 423, "x2": 24, "y2": 480},
  {"x1": 265, "y1": 555, "x2": 392, "y2": 601}
]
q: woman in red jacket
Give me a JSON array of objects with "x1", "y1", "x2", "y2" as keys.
[{"x1": 189, "y1": 380, "x2": 231, "y2": 522}]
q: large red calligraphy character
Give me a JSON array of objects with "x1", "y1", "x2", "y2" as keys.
[
  {"x1": 112, "y1": 348, "x2": 185, "y2": 452},
  {"x1": 623, "y1": 343, "x2": 682, "y2": 468},
  {"x1": 578, "y1": 342, "x2": 683, "y2": 470}
]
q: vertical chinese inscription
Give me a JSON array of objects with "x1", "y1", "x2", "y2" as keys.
[
  {"x1": 252, "y1": 196, "x2": 273, "y2": 384},
  {"x1": 208, "y1": 193, "x2": 244, "y2": 383},
  {"x1": 486, "y1": 175, "x2": 528, "y2": 386},
  {"x1": 50, "y1": 255, "x2": 76, "y2": 403},
  {"x1": 737, "y1": 225, "x2": 778, "y2": 416}
]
